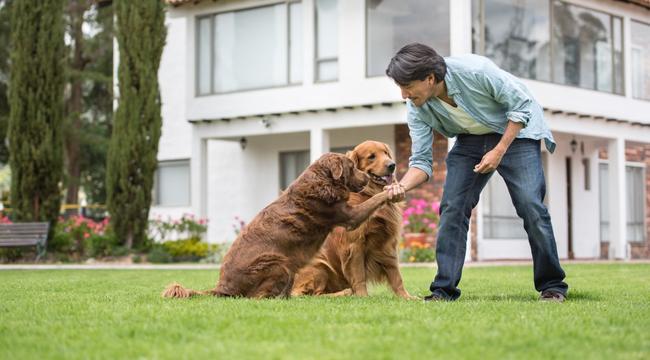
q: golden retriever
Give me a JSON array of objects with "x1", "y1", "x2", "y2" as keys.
[
  {"x1": 162, "y1": 152, "x2": 391, "y2": 299},
  {"x1": 292, "y1": 141, "x2": 413, "y2": 299}
]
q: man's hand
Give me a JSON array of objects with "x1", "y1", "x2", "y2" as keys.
[
  {"x1": 474, "y1": 147, "x2": 505, "y2": 174},
  {"x1": 384, "y1": 183, "x2": 406, "y2": 202}
]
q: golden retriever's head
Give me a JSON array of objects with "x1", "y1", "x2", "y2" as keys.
[
  {"x1": 346, "y1": 141, "x2": 396, "y2": 187},
  {"x1": 319, "y1": 153, "x2": 369, "y2": 193}
]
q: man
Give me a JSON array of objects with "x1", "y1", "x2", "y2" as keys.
[{"x1": 384, "y1": 43, "x2": 568, "y2": 302}]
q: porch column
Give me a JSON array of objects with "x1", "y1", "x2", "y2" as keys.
[
  {"x1": 191, "y1": 129, "x2": 208, "y2": 219},
  {"x1": 449, "y1": 0, "x2": 472, "y2": 56},
  {"x1": 310, "y1": 128, "x2": 330, "y2": 163},
  {"x1": 607, "y1": 137, "x2": 627, "y2": 259}
]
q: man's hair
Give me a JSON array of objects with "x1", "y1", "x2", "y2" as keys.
[{"x1": 385, "y1": 43, "x2": 446, "y2": 86}]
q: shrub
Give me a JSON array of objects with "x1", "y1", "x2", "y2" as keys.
[
  {"x1": 400, "y1": 237, "x2": 436, "y2": 263},
  {"x1": 403, "y1": 198, "x2": 440, "y2": 234}
]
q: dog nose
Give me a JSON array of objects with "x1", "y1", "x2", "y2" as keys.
[{"x1": 387, "y1": 162, "x2": 396, "y2": 173}]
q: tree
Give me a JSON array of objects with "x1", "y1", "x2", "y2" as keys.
[
  {"x1": 107, "y1": 0, "x2": 166, "y2": 249},
  {"x1": 0, "y1": 0, "x2": 13, "y2": 166},
  {"x1": 63, "y1": 0, "x2": 113, "y2": 211},
  {"x1": 8, "y1": 0, "x2": 65, "y2": 226}
]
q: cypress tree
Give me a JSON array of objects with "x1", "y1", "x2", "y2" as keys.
[
  {"x1": 8, "y1": 0, "x2": 65, "y2": 227},
  {"x1": 107, "y1": 0, "x2": 166, "y2": 249}
]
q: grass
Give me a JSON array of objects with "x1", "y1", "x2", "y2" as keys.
[{"x1": 0, "y1": 263, "x2": 649, "y2": 360}]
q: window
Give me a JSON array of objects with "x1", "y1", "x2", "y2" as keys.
[
  {"x1": 366, "y1": 0, "x2": 449, "y2": 77},
  {"x1": 279, "y1": 150, "x2": 310, "y2": 190},
  {"x1": 154, "y1": 160, "x2": 190, "y2": 207},
  {"x1": 552, "y1": 1, "x2": 623, "y2": 94},
  {"x1": 472, "y1": 0, "x2": 624, "y2": 95},
  {"x1": 599, "y1": 163, "x2": 646, "y2": 242},
  {"x1": 631, "y1": 21, "x2": 650, "y2": 100},
  {"x1": 482, "y1": 175, "x2": 528, "y2": 240},
  {"x1": 472, "y1": 0, "x2": 551, "y2": 81},
  {"x1": 315, "y1": 0, "x2": 338, "y2": 82},
  {"x1": 196, "y1": 2, "x2": 303, "y2": 95}
]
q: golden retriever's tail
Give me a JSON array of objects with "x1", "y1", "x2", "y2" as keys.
[{"x1": 161, "y1": 282, "x2": 214, "y2": 298}]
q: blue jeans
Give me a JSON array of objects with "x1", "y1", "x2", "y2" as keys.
[{"x1": 430, "y1": 134, "x2": 568, "y2": 300}]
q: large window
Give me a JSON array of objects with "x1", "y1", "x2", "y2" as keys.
[
  {"x1": 154, "y1": 160, "x2": 190, "y2": 207},
  {"x1": 315, "y1": 0, "x2": 338, "y2": 82},
  {"x1": 366, "y1": 0, "x2": 449, "y2": 77},
  {"x1": 599, "y1": 163, "x2": 646, "y2": 242},
  {"x1": 472, "y1": 0, "x2": 623, "y2": 95},
  {"x1": 196, "y1": 2, "x2": 303, "y2": 95},
  {"x1": 482, "y1": 175, "x2": 528, "y2": 240},
  {"x1": 473, "y1": 0, "x2": 551, "y2": 81},
  {"x1": 632, "y1": 21, "x2": 650, "y2": 101}
]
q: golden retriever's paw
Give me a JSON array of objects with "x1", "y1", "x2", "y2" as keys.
[
  {"x1": 161, "y1": 282, "x2": 192, "y2": 298},
  {"x1": 400, "y1": 292, "x2": 420, "y2": 301}
]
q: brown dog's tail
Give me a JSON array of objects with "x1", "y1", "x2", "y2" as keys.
[{"x1": 161, "y1": 282, "x2": 214, "y2": 298}]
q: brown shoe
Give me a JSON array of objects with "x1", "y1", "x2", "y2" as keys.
[{"x1": 539, "y1": 290, "x2": 566, "y2": 303}]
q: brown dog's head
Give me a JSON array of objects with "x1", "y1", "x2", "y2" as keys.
[
  {"x1": 346, "y1": 141, "x2": 396, "y2": 188},
  {"x1": 318, "y1": 152, "x2": 369, "y2": 193}
]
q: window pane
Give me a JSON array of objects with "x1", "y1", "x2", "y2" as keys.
[
  {"x1": 632, "y1": 21, "x2": 650, "y2": 100},
  {"x1": 551, "y1": 1, "x2": 621, "y2": 93},
  {"x1": 157, "y1": 162, "x2": 190, "y2": 207},
  {"x1": 482, "y1": 174, "x2": 527, "y2": 239},
  {"x1": 280, "y1": 151, "x2": 310, "y2": 190},
  {"x1": 317, "y1": 60, "x2": 338, "y2": 81},
  {"x1": 613, "y1": 17, "x2": 623, "y2": 95},
  {"x1": 197, "y1": 17, "x2": 212, "y2": 95},
  {"x1": 599, "y1": 163, "x2": 609, "y2": 242},
  {"x1": 626, "y1": 166, "x2": 645, "y2": 242},
  {"x1": 316, "y1": 0, "x2": 338, "y2": 60},
  {"x1": 290, "y1": 2, "x2": 303, "y2": 84},
  {"x1": 481, "y1": 0, "x2": 551, "y2": 81},
  {"x1": 214, "y1": 4, "x2": 288, "y2": 92},
  {"x1": 366, "y1": 0, "x2": 449, "y2": 77}
]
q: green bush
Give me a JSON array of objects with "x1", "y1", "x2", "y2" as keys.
[{"x1": 147, "y1": 245, "x2": 172, "y2": 264}]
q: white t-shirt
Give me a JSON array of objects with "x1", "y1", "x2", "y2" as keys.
[{"x1": 439, "y1": 100, "x2": 493, "y2": 135}]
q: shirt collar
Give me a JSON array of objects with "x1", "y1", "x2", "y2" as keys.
[{"x1": 444, "y1": 68, "x2": 460, "y2": 96}]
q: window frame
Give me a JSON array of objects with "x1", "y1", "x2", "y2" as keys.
[
  {"x1": 153, "y1": 159, "x2": 192, "y2": 207},
  {"x1": 194, "y1": 0, "x2": 303, "y2": 96}
]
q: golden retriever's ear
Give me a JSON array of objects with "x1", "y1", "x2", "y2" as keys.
[
  {"x1": 383, "y1": 143, "x2": 395, "y2": 160},
  {"x1": 345, "y1": 150, "x2": 359, "y2": 167},
  {"x1": 331, "y1": 159, "x2": 344, "y2": 180}
]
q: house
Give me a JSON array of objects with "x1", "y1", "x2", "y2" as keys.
[{"x1": 152, "y1": 0, "x2": 650, "y2": 261}]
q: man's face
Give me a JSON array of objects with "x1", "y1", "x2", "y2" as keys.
[{"x1": 397, "y1": 74, "x2": 436, "y2": 107}]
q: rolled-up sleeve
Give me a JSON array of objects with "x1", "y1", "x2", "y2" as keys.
[
  {"x1": 406, "y1": 104, "x2": 433, "y2": 180},
  {"x1": 476, "y1": 63, "x2": 532, "y2": 128}
]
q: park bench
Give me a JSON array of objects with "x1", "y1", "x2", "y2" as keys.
[{"x1": 0, "y1": 222, "x2": 49, "y2": 260}]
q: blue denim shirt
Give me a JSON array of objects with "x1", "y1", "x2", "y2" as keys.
[{"x1": 407, "y1": 54, "x2": 555, "y2": 179}]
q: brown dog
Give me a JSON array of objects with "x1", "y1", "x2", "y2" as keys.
[
  {"x1": 162, "y1": 152, "x2": 391, "y2": 299},
  {"x1": 292, "y1": 141, "x2": 413, "y2": 299}
]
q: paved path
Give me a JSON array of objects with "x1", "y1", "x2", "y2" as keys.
[{"x1": 0, "y1": 259, "x2": 648, "y2": 270}]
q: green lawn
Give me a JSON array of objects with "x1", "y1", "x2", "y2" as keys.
[{"x1": 0, "y1": 264, "x2": 648, "y2": 360}]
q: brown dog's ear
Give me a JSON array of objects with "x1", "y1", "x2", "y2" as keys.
[
  {"x1": 330, "y1": 158, "x2": 344, "y2": 180},
  {"x1": 345, "y1": 150, "x2": 359, "y2": 167}
]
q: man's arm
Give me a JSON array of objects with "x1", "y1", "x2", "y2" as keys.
[
  {"x1": 385, "y1": 167, "x2": 428, "y2": 201},
  {"x1": 473, "y1": 120, "x2": 523, "y2": 174}
]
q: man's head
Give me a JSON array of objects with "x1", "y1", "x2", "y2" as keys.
[{"x1": 385, "y1": 43, "x2": 446, "y2": 107}]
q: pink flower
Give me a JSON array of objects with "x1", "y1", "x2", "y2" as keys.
[
  {"x1": 83, "y1": 232, "x2": 90, "y2": 239},
  {"x1": 428, "y1": 223, "x2": 437, "y2": 230}
]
